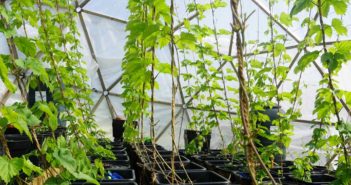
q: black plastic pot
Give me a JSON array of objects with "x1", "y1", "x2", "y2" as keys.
[
  {"x1": 271, "y1": 164, "x2": 329, "y2": 178},
  {"x1": 90, "y1": 154, "x2": 129, "y2": 162},
  {"x1": 98, "y1": 139, "x2": 123, "y2": 146},
  {"x1": 37, "y1": 127, "x2": 67, "y2": 144},
  {"x1": 112, "y1": 119, "x2": 138, "y2": 142},
  {"x1": 194, "y1": 155, "x2": 232, "y2": 163},
  {"x1": 73, "y1": 169, "x2": 135, "y2": 184},
  {"x1": 110, "y1": 146, "x2": 126, "y2": 151},
  {"x1": 148, "y1": 161, "x2": 206, "y2": 172},
  {"x1": 4, "y1": 134, "x2": 35, "y2": 157},
  {"x1": 112, "y1": 119, "x2": 125, "y2": 142},
  {"x1": 142, "y1": 143, "x2": 165, "y2": 151},
  {"x1": 203, "y1": 160, "x2": 233, "y2": 170},
  {"x1": 147, "y1": 150, "x2": 173, "y2": 156},
  {"x1": 28, "y1": 82, "x2": 53, "y2": 108},
  {"x1": 184, "y1": 129, "x2": 211, "y2": 153},
  {"x1": 256, "y1": 105, "x2": 286, "y2": 162},
  {"x1": 71, "y1": 180, "x2": 138, "y2": 185},
  {"x1": 155, "y1": 171, "x2": 230, "y2": 185},
  {"x1": 102, "y1": 160, "x2": 131, "y2": 169},
  {"x1": 160, "y1": 155, "x2": 190, "y2": 163},
  {"x1": 286, "y1": 174, "x2": 336, "y2": 185},
  {"x1": 112, "y1": 150, "x2": 128, "y2": 156}
]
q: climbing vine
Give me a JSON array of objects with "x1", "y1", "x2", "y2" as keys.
[
  {"x1": 290, "y1": 0, "x2": 351, "y2": 183},
  {"x1": 0, "y1": 0, "x2": 112, "y2": 184}
]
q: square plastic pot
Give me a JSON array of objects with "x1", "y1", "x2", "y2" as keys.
[
  {"x1": 286, "y1": 174, "x2": 336, "y2": 185},
  {"x1": 72, "y1": 181, "x2": 137, "y2": 185},
  {"x1": 147, "y1": 161, "x2": 206, "y2": 172},
  {"x1": 184, "y1": 130, "x2": 211, "y2": 153},
  {"x1": 4, "y1": 134, "x2": 35, "y2": 157},
  {"x1": 160, "y1": 155, "x2": 190, "y2": 163},
  {"x1": 155, "y1": 170, "x2": 230, "y2": 185},
  {"x1": 90, "y1": 154, "x2": 130, "y2": 162},
  {"x1": 102, "y1": 160, "x2": 131, "y2": 169},
  {"x1": 112, "y1": 150, "x2": 128, "y2": 156},
  {"x1": 72, "y1": 169, "x2": 135, "y2": 184}
]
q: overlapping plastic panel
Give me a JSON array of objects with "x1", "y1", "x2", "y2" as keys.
[
  {"x1": 52, "y1": 0, "x2": 351, "y2": 152},
  {"x1": 1, "y1": 0, "x2": 351, "y2": 161}
]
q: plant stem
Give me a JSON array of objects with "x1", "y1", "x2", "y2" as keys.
[
  {"x1": 231, "y1": 1, "x2": 277, "y2": 184},
  {"x1": 316, "y1": 0, "x2": 349, "y2": 165},
  {"x1": 170, "y1": 0, "x2": 177, "y2": 183}
]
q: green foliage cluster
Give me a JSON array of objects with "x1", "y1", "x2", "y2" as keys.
[
  {"x1": 122, "y1": 0, "x2": 172, "y2": 142},
  {"x1": 288, "y1": 0, "x2": 351, "y2": 183},
  {"x1": 0, "y1": 0, "x2": 113, "y2": 184},
  {"x1": 121, "y1": 0, "x2": 351, "y2": 184}
]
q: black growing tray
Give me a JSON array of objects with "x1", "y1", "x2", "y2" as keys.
[{"x1": 155, "y1": 170, "x2": 230, "y2": 185}]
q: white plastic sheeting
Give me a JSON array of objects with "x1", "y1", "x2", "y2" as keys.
[{"x1": 1, "y1": 0, "x2": 351, "y2": 158}]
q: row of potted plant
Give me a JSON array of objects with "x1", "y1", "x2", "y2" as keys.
[{"x1": 120, "y1": 0, "x2": 351, "y2": 184}]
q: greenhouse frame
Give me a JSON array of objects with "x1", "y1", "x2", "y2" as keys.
[{"x1": 0, "y1": 0, "x2": 351, "y2": 184}]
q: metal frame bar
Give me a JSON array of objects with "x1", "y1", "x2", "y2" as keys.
[
  {"x1": 107, "y1": 75, "x2": 123, "y2": 91},
  {"x1": 155, "y1": 108, "x2": 183, "y2": 141},
  {"x1": 77, "y1": 7, "x2": 118, "y2": 118},
  {"x1": 251, "y1": 0, "x2": 351, "y2": 119},
  {"x1": 251, "y1": 0, "x2": 301, "y2": 42},
  {"x1": 79, "y1": 0, "x2": 90, "y2": 8},
  {"x1": 82, "y1": 9, "x2": 128, "y2": 24},
  {"x1": 276, "y1": 13, "x2": 318, "y2": 89},
  {"x1": 75, "y1": 0, "x2": 351, "y2": 138},
  {"x1": 231, "y1": 39, "x2": 351, "y2": 59},
  {"x1": 91, "y1": 93, "x2": 104, "y2": 113},
  {"x1": 107, "y1": 91, "x2": 183, "y2": 107}
]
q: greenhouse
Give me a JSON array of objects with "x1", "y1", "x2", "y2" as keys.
[{"x1": 0, "y1": 0, "x2": 351, "y2": 184}]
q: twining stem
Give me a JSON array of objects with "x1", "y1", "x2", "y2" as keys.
[
  {"x1": 231, "y1": 1, "x2": 257, "y2": 183},
  {"x1": 170, "y1": 0, "x2": 177, "y2": 183},
  {"x1": 0, "y1": 133, "x2": 12, "y2": 158},
  {"x1": 150, "y1": 5, "x2": 157, "y2": 179},
  {"x1": 231, "y1": 0, "x2": 277, "y2": 184}
]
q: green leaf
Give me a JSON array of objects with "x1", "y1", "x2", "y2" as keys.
[
  {"x1": 13, "y1": 37, "x2": 37, "y2": 57},
  {"x1": 332, "y1": 0, "x2": 348, "y2": 15},
  {"x1": 38, "y1": 102, "x2": 58, "y2": 131},
  {"x1": 324, "y1": 25, "x2": 333, "y2": 37},
  {"x1": 22, "y1": 159, "x2": 42, "y2": 176},
  {"x1": 73, "y1": 172, "x2": 99, "y2": 185},
  {"x1": 0, "y1": 157, "x2": 24, "y2": 184},
  {"x1": 53, "y1": 148, "x2": 76, "y2": 174},
  {"x1": 0, "y1": 117, "x2": 8, "y2": 129},
  {"x1": 155, "y1": 62, "x2": 177, "y2": 76},
  {"x1": 321, "y1": 52, "x2": 343, "y2": 72},
  {"x1": 294, "y1": 51, "x2": 320, "y2": 73},
  {"x1": 177, "y1": 32, "x2": 196, "y2": 50},
  {"x1": 52, "y1": 147, "x2": 98, "y2": 184},
  {"x1": 45, "y1": 177, "x2": 70, "y2": 185},
  {"x1": 1, "y1": 105, "x2": 32, "y2": 140},
  {"x1": 332, "y1": 18, "x2": 347, "y2": 36},
  {"x1": 280, "y1": 12, "x2": 293, "y2": 27},
  {"x1": 0, "y1": 56, "x2": 16, "y2": 92},
  {"x1": 290, "y1": 0, "x2": 311, "y2": 16}
]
